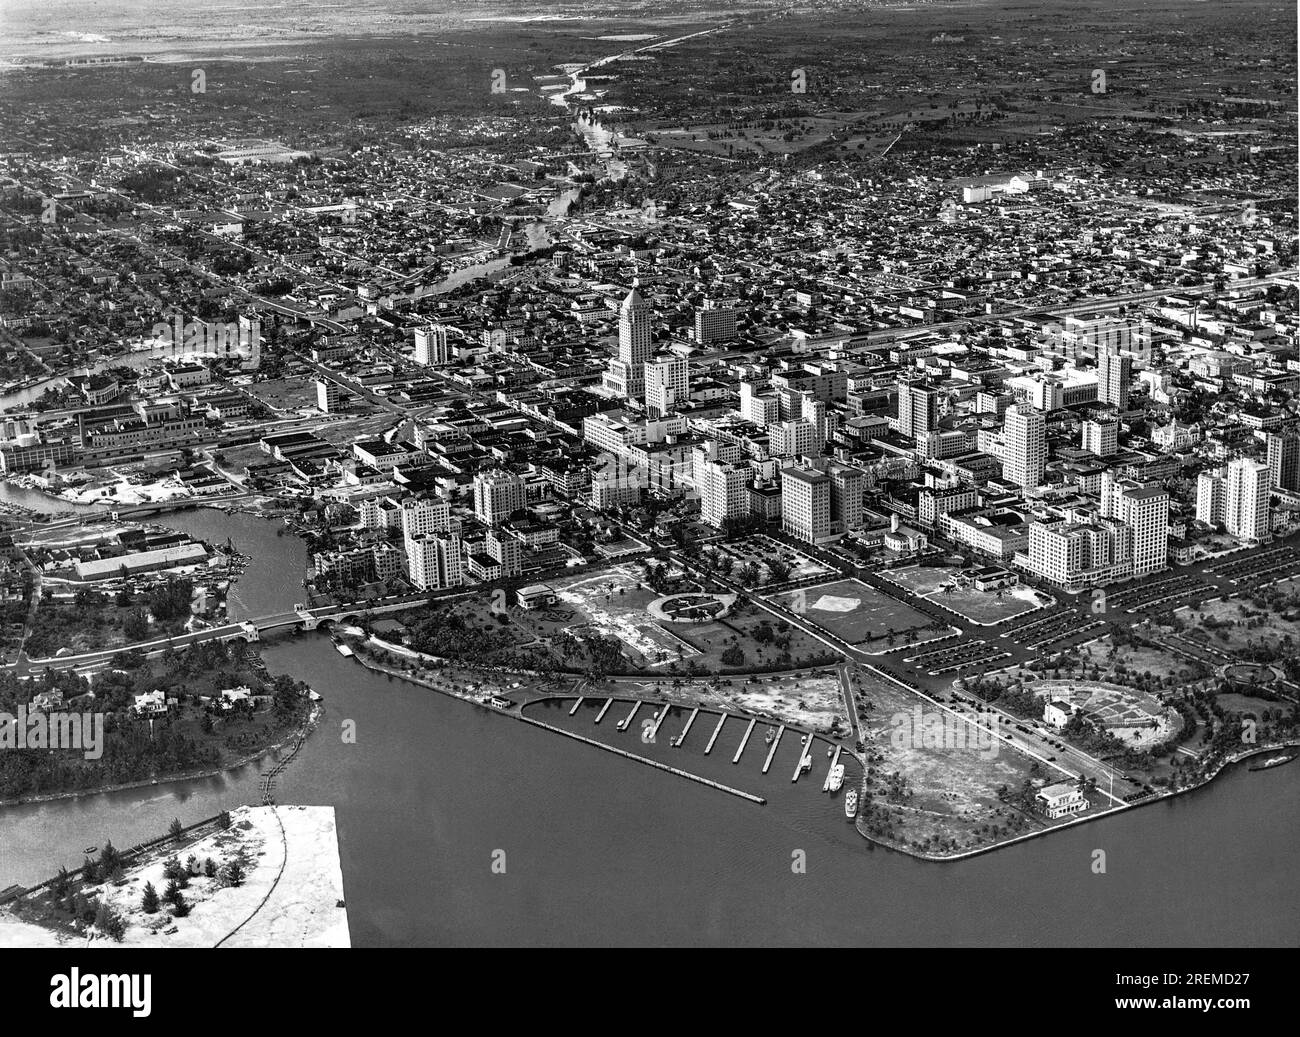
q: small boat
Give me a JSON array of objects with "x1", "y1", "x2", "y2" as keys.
[
  {"x1": 828, "y1": 764, "x2": 845, "y2": 792},
  {"x1": 83, "y1": 846, "x2": 98, "y2": 855},
  {"x1": 764, "y1": 726, "x2": 775, "y2": 745},
  {"x1": 844, "y1": 789, "x2": 858, "y2": 818},
  {"x1": 800, "y1": 754, "x2": 813, "y2": 773},
  {"x1": 1249, "y1": 753, "x2": 1296, "y2": 771}
]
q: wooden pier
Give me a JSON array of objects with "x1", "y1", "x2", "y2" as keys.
[
  {"x1": 791, "y1": 732, "x2": 811, "y2": 783},
  {"x1": 616, "y1": 701, "x2": 640, "y2": 732},
  {"x1": 650, "y1": 703, "x2": 672, "y2": 740},
  {"x1": 823, "y1": 744, "x2": 843, "y2": 792},
  {"x1": 569, "y1": 697, "x2": 583, "y2": 716},
  {"x1": 733, "y1": 718, "x2": 756, "y2": 763},
  {"x1": 705, "y1": 713, "x2": 727, "y2": 755},
  {"x1": 674, "y1": 706, "x2": 700, "y2": 747},
  {"x1": 763, "y1": 724, "x2": 785, "y2": 775},
  {"x1": 595, "y1": 698, "x2": 613, "y2": 724},
  {"x1": 518, "y1": 714, "x2": 766, "y2": 805}
]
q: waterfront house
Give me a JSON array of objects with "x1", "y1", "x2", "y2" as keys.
[{"x1": 1036, "y1": 781, "x2": 1088, "y2": 819}]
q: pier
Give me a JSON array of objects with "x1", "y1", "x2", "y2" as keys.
[
  {"x1": 650, "y1": 703, "x2": 672, "y2": 740},
  {"x1": 823, "y1": 744, "x2": 843, "y2": 792},
  {"x1": 733, "y1": 718, "x2": 756, "y2": 763},
  {"x1": 595, "y1": 698, "x2": 613, "y2": 724},
  {"x1": 674, "y1": 706, "x2": 700, "y2": 747},
  {"x1": 569, "y1": 697, "x2": 583, "y2": 716},
  {"x1": 518, "y1": 714, "x2": 766, "y2": 805},
  {"x1": 791, "y1": 732, "x2": 811, "y2": 783},
  {"x1": 763, "y1": 725, "x2": 785, "y2": 775},
  {"x1": 616, "y1": 701, "x2": 640, "y2": 732},
  {"x1": 705, "y1": 713, "x2": 727, "y2": 755}
]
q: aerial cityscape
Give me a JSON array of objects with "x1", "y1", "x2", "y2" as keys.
[{"x1": 0, "y1": 0, "x2": 1296, "y2": 953}]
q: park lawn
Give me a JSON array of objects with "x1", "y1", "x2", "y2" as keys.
[{"x1": 661, "y1": 607, "x2": 838, "y2": 674}]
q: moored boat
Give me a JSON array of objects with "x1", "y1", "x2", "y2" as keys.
[
  {"x1": 1249, "y1": 753, "x2": 1296, "y2": 771},
  {"x1": 844, "y1": 789, "x2": 858, "y2": 818},
  {"x1": 828, "y1": 764, "x2": 845, "y2": 792}
]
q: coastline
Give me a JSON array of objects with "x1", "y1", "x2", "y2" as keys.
[
  {"x1": 0, "y1": 702, "x2": 322, "y2": 812},
  {"x1": 853, "y1": 739, "x2": 1300, "y2": 863}
]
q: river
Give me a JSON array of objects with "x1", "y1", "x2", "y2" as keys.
[{"x1": 0, "y1": 506, "x2": 1296, "y2": 945}]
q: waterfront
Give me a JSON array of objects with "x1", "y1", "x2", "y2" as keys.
[{"x1": 0, "y1": 507, "x2": 1296, "y2": 946}]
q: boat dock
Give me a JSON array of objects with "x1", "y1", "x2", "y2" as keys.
[
  {"x1": 823, "y1": 744, "x2": 843, "y2": 792},
  {"x1": 674, "y1": 707, "x2": 700, "y2": 747},
  {"x1": 569, "y1": 697, "x2": 583, "y2": 716},
  {"x1": 791, "y1": 732, "x2": 811, "y2": 782},
  {"x1": 616, "y1": 701, "x2": 640, "y2": 732},
  {"x1": 650, "y1": 703, "x2": 672, "y2": 740},
  {"x1": 705, "y1": 713, "x2": 727, "y2": 755},
  {"x1": 518, "y1": 714, "x2": 766, "y2": 805},
  {"x1": 594, "y1": 698, "x2": 613, "y2": 724},
  {"x1": 763, "y1": 725, "x2": 785, "y2": 775},
  {"x1": 733, "y1": 718, "x2": 756, "y2": 763}
]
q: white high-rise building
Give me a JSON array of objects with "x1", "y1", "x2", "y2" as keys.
[
  {"x1": 781, "y1": 464, "x2": 831, "y2": 543},
  {"x1": 1196, "y1": 468, "x2": 1227, "y2": 526},
  {"x1": 694, "y1": 300, "x2": 738, "y2": 344},
  {"x1": 694, "y1": 443, "x2": 750, "y2": 529},
  {"x1": 1081, "y1": 417, "x2": 1118, "y2": 457},
  {"x1": 1114, "y1": 484, "x2": 1168, "y2": 576},
  {"x1": 768, "y1": 417, "x2": 823, "y2": 458},
  {"x1": 473, "y1": 469, "x2": 527, "y2": 526},
  {"x1": 739, "y1": 381, "x2": 779, "y2": 424},
  {"x1": 414, "y1": 324, "x2": 450, "y2": 366},
  {"x1": 400, "y1": 495, "x2": 451, "y2": 539},
  {"x1": 1225, "y1": 458, "x2": 1271, "y2": 542},
  {"x1": 603, "y1": 284, "x2": 653, "y2": 401},
  {"x1": 406, "y1": 523, "x2": 463, "y2": 590},
  {"x1": 1098, "y1": 347, "x2": 1132, "y2": 409},
  {"x1": 644, "y1": 355, "x2": 689, "y2": 418},
  {"x1": 1003, "y1": 404, "x2": 1046, "y2": 492}
]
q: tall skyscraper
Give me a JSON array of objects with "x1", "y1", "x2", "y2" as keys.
[
  {"x1": 780, "y1": 464, "x2": 831, "y2": 543},
  {"x1": 1081, "y1": 417, "x2": 1118, "y2": 457},
  {"x1": 1225, "y1": 458, "x2": 1271, "y2": 542},
  {"x1": 1003, "y1": 404, "x2": 1046, "y2": 492},
  {"x1": 644, "y1": 355, "x2": 689, "y2": 418},
  {"x1": 400, "y1": 495, "x2": 451, "y2": 539},
  {"x1": 1266, "y1": 431, "x2": 1300, "y2": 492},
  {"x1": 896, "y1": 381, "x2": 940, "y2": 441},
  {"x1": 1196, "y1": 467, "x2": 1227, "y2": 526},
  {"x1": 414, "y1": 324, "x2": 450, "y2": 366},
  {"x1": 473, "y1": 469, "x2": 527, "y2": 526},
  {"x1": 602, "y1": 284, "x2": 653, "y2": 400},
  {"x1": 1098, "y1": 346, "x2": 1132, "y2": 409},
  {"x1": 407, "y1": 522, "x2": 463, "y2": 590},
  {"x1": 694, "y1": 443, "x2": 750, "y2": 529},
  {"x1": 694, "y1": 299, "x2": 738, "y2": 344},
  {"x1": 1115, "y1": 485, "x2": 1169, "y2": 576}
]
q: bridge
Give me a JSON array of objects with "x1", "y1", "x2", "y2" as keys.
[{"x1": 9, "y1": 591, "x2": 448, "y2": 673}]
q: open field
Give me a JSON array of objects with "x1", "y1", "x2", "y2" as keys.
[
  {"x1": 853, "y1": 669, "x2": 1095, "y2": 857},
  {"x1": 768, "y1": 577, "x2": 937, "y2": 647},
  {"x1": 606, "y1": 668, "x2": 848, "y2": 734},
  {"x1": 884, "y1": 565, "x2": 1051, "y2": 624},
  {"x1": 553, "y1": 566, "x2": 697, "y2": 667}
]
